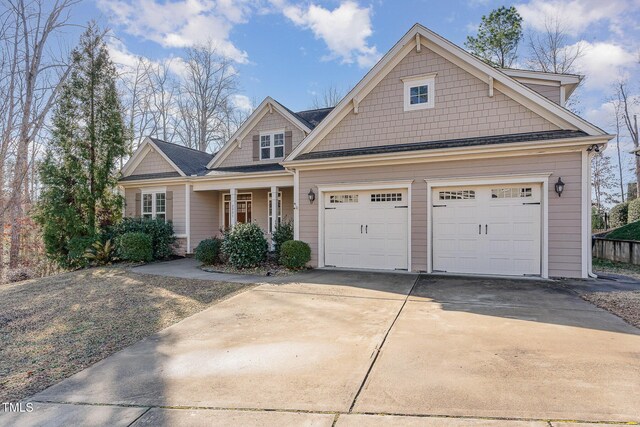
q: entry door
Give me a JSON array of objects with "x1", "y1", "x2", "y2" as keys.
[
  {"x1": 432, "y1": 185, "x2": 541, "y2": 276},
  {"x1": 324, "y1": 190, "x2": 408, "y2": 270}
]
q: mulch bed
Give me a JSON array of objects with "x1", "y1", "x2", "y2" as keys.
[
  {"x1": 581, "y1": 291, "x2": 640, "y2": 329},
  {"x1": 200, "y1": 261, "x2": 303, "y2": 277},
  {"x1": 0, "y1": 267, "x2": 251, "y2": 402}
]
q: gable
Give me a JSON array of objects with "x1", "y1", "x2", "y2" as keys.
[
  {"x1": 130, "y1": 148, "x2": 177, "y2": 175},
  {"x1": 310, "y1": 47, "x2": 560, "y2": 154},
  {"x1": 522, "y1": 83, "x2": 561, "y2": 105},
  {"x1": 219, "y1": 109, "x2": 306, "y2": 168}
]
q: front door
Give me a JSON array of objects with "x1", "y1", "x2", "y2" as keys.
[{"x1": 223, "y1": 193, "x2": 252, "y2": 229}]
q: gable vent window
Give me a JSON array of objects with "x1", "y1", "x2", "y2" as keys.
[
  {"x1": 439, "y1": 190, "x2": 475, "y2": 200},
  {"x1": 403, "y1": 73, "x2": 436, "y2": 111},
  {"x1": 371, "y1": 193, "x2": 402, "y2": 202},
  {"x1": 260, "y1": 131, "x2": 285, "y2": 160},
  {"x1": 330, "y1": 194, "x2": 358, "y2": 204},
  {"x1": 491, "y1": 187, "x2": 533, "y2": 199}
]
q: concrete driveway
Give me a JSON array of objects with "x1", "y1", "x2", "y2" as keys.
[{"x1": 4, "y1": 266, "x2": 640, "y2": 426}]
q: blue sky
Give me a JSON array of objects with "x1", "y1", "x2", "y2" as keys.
[{"x1": 70, "y1": 0, "x2": 639, "y2": 178}]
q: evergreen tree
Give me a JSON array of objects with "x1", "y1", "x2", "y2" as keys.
[
  {"x1": 36, "y1": 23, "x2": 127, "y2": 267},
  {"x1": 465, "y1": 6, "x2": 523, "y2": 68}
]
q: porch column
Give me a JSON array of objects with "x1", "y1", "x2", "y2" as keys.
[
  {"x1": 270, "y1": 185, "x2": 278, "y2": 250},
  {"x1": 230, "y1": 187, "x2": 238, "y2": 227}
]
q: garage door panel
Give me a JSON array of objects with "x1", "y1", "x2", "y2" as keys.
[
  {"x1": 324, "y1": 189, "x2": 408, "y2": 270},
  {"x1": 433, "y1": 184, "x2": 541, "y2": 276}
]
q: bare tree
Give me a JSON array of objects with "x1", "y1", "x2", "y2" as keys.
[
  {"x1": 592, "y1": 151, "x2": 619, "y2": 211},
  {"x1": 526, "y1": 16, "x2": 583, "y2": 74},
  {"x1": 2, "y1": 0, "x2": 77, "y2": 268},
  {"x1": 617, "y1": 81, "x2": 640, "y2": 197},
  {"x1": 311, "y1": 84, "x2": 343, "y2": 109},
  {"x1": 148, "y1": 60, "x2": 177, "y2": 142},
  {"x1": 118, "y1": 55, "x2": 153, "y2": 157},
  {"x1": 612, "y1": 97, "x2": 626, "y2": 202},
  {"x1": 178, "y1": 42, "x2": 238, "y2": 152}
]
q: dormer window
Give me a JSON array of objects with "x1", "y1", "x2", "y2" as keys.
[
  {"x1": 260, "y1": 130, "x2": 285, "y2": 160},
  {"x1": 403, "y1": 73, "x2": 436, "y2": 111}
]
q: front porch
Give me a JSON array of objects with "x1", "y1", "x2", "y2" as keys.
[{"x1": 189, "y1": 183, "x2": 295, "y2": 252}]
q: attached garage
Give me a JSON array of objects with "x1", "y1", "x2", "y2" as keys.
[{"x1": 321, "y1": 187, "x2": 410, "y2": 271}]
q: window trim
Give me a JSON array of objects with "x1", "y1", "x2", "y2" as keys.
[
  {"x1": 268, "y1": 191, "x2": 282, "y2": 234},
  {"x1": 259, "y1": 129, "x2": 285, "y2": 160},
  {"x1": 141, "y1": 189, "x2": 166, "y2": 220},
  {"x1": 403, "y1": 73, "x2": 436, "y2": 111}
]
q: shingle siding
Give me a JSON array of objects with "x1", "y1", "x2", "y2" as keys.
[
  {"x1": 220, "y1": 110, "x2": 305, "y2": 167},
  {"x1": 310, "y1": 47, "x2": 560, "y2": 153},
  {"x1": 131, "y1": 150, "x2": 176, "y2": 175},
  {"x1": 522, "y1": 83, "x2": 561, "y2": 105}
]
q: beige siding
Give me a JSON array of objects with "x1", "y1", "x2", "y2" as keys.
[
  {"x1": 523, "y1": 83, "x2": 561, "y2": 105},
  {"x1": 190, "y1": 189, "x2": 219, "y2": 249},
  {"x1": 298, "y1": 152, "x2": 583, "y2": 278},
  {"x1": 123, "y1": 185, "x2": 186, "y2": 235},
  {"x1": 131, "y1": 149, "x2": 176, "y2": 175},
  {"x1": 220, "y1": 110, "x2": 305, "y2": 167},
  {"x1": 311, "y1": 47, "x2": 559, "y2": 153}
]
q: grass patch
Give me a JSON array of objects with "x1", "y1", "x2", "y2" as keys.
[
  {"x1": 604, "y1": 221, "x2": 640, "y2": 241},
  {"x1": 593, "y1": 257, "x2": 640, "y2": 280},
  {"x1": 0, "y1": 267, "x2": 251, "y2": 402}
]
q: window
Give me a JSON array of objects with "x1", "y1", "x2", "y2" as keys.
[
  {"x1": 491, "y1": 187, "x2": 533, "y2": 199},
  {"x1": 403, "y1": 73, "x2": 436, "y2": 111},
  {"x1": 329, "y1": 194, "x2": 358, "y2": 204},
  {"x1": 439, "y1": 190, "x2": 475, "y2": 200},
  {"x1": 260, "y1": 130, "x2": 285, "y2": 160},
  {"x1": 142, "y1": 190, "x2": 166, "y2": 220},
  {"x1": 371, "y1": 193, "x2": 402, "y2": 202},
  {"x1": 268, "y1": 191, "x2": 282, "y2": 234}
]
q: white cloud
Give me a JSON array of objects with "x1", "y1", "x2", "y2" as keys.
[
  {"x1": 231, "y1": 94, "x2": 253, "y2": 112},
  {"x1": 572, "y1": 41, "x2": 636, "y2": 90},
  {"x1": 97, "y1": 0, "x2": 250, "y2": 62},
  {"x1": 516, "y1": 0, "x2": 639, "y2": 36},
  {"x1": 282, "y1": 1, "x2": 380, "y2": 68}
]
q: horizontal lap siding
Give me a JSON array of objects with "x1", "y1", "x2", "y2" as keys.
[
  {"x1": 123, "y1": 185, "x2": 186, "y2": 235},
  {"x1": 310, "y1": 47, "x2": 558, "y2": 153},
  {"x1": 221, "y1": 110, "x2": 305, "y2": 167},
  {"x1": 298, "y1": 152, "x2": 583, "y2": 278},
  {"x1": 190, "y1": 189, "x2": 219, "y2": 249}
]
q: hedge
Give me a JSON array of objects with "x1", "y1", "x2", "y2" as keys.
[
  {"x1": 222, "y1": 222, "x2": 268, "y2": 268},
  {"x1": 279, "y1": 240, "x2": 311, "y2": 269},
  {"x1": 116, "y1": 232, "x2": 153, "y2": 262},
  {"x1": 194, "y1": 238, "x2": 222, "y2": 265},
  {"x1": 609, "y1": 202, "x2": 629, "y2": 228}
]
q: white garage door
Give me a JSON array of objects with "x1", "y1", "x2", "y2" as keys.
[
  {"x1": 432, "y1": 185, "x2": 541, "y2": 276},
  {"x1": 324, "y1": 190, "x2": 409, "y2": 270}
]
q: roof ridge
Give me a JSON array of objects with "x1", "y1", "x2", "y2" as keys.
[
  {"x1": 295, "y1": 106, "x2": 335, "y2": 114},
  {"x1": 150, "y1": 137, "x2": 214, "y2": 155}
]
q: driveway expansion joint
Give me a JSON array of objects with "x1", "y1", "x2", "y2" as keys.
[{"x1": 347, "y1": 274, "x2": 421, "y2": 413}]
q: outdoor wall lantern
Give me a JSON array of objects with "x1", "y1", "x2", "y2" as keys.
[
  {"x1": 308, "y1": 188, "x2": 316, "y2": 204},
  {"x1": 554, "y1": 177, "x2": 565, "y2": 197}
]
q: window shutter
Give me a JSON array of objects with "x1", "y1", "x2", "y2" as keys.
[
  {"x1": 135, "y1": 191, "x2": 141, "y2": 217},
  {"x1": 252, "y1": 135, "x2": 259, "y2": 160},
  {"x1": 284, "y1": 130, "x2": 293, "y2": 155},
  {"x1": 166, "y1": 191, "x2": 173, "y2": 222}
]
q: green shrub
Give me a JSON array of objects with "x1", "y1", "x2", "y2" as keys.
[
  {"x1": 272, "y1": 220, "x2": 293, "y2": 257},
  {"x1": 108, "y1": 218, "x2": 175, "y2": 259},
  {"x1": 116, "y1": 232, "x2": 153, "y2": 262},
  {"x1": 591, "y1": 207, "x2": 605, "y2": 231},
  {"x1": 66, "y1": 235, "x2": 96, "y2": 269},
  {"x1": 222, "y1": 222, "x2": 268, "y2": 268},
  {"x1": 610, "y1": 202, "x2": 629, "y2": 228},
  {"x1": 279, "y1": 240, "x2": 311, "y2": 270},
  {"x1": 629, "y1": 199, "x2": 640, "y2": 224},
  {"x1": 194, "y1": 238, "x2": 222, "y2": 265}
]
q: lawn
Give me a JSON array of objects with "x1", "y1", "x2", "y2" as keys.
[
  {"x1": 604, "y1": 221, "x2": 640, "y2": 240},
  {"x1": 0, "y1": 267, "x2": 251, "y2": 402},
  {"x1": 593, "y1": 257, "x2": 640, "y2": 280}
]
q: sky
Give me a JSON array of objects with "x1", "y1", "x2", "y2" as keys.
[{"x1": 69, "y1": 0, "x2": 640, "y2": 184}]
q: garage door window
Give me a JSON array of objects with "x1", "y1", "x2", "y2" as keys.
[
  {"x1": 491, "y1": 187, "x2": 532, "y2": 198},
  {"x1": 371, "y1": 193, "x2": 402, "y2": 202},
  {"x1": 439, "y1": 190, "x2": 475, "y2": 200},
  {"x1": 330, "y1": 194, "x2": 358, "y2": 203}
]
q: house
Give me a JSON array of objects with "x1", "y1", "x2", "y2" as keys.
[{"x1": 119, "y1": 24, "x2": 612, "y2": 279}]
